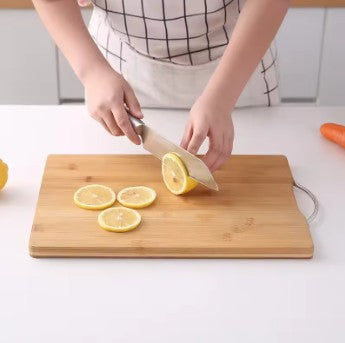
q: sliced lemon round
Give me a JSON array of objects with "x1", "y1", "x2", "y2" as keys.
[
  {"x1": 162, "y1": 152, "x2": 198, "y2": 195},
  {"x1": 117, "y1": 186, "x2": 156, "y2": 209},
  {"x1": 98, "y1": 206, "x2": 141, "y2": 232},
  {"x1": 0, "y1": 159, "x2": 8, "y2": 191},
  {"x1": 73, "y1": 184, "x2": 116, "y2": 210}
]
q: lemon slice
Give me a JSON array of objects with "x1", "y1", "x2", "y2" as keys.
[
  {"x1": 117, "y1": 186, "x2": 156, "y2": 208},
  {"x1": 74, "y1": 184, "x2": 116, "y2": 210},
  {"x1": 162, "y1": 152, "x2": 198, "y2": 195},
  {"x1": 98, "y1": 207, "x2": 141, "y2": 232},
  {"x1": 0, "y1": 159, "x2": 8, "y2": 191}
]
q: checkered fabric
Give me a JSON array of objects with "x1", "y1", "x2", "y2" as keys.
[{"x1": 88, "y1": 0, "x2": 279, "y2": 106}]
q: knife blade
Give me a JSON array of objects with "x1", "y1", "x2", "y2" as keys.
[{"x1": 129, "y1": 114, "x2": 219, "y2": 191}]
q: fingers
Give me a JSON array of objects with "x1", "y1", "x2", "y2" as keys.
[
  {"x1": 88, "y1": 81, "x2": 142, "y2": 144},
  {"x1": 180, "y1": 123, "x2": 193, "y2": 150},
  {"x1": 98, "y1": 118, "x2": 112, "y2": 135},
  {"x1": 124, "y1": 82, "x2": 143, "y2": 119},
  {"x1": 209, "y1": 133, "x2": 233, "y2": 172},
  {"x1": 187, "y1": 126, "x2": 208, "y2": 155},
  {"x1": 112, "y1": 106, "x2": 141, "y2": 145},
  {"x1": 101, "y1": 111, "x2": 123, "y2": 136},
  {"x1": 203, "y1": 133, "x2": 224, "y2": 170},
  {"x1": 91, "y1": 111, "x2": 123, "y2": 136},
  {"x1": 91, "y1": 108, "x2": 140, "y2": 145}
]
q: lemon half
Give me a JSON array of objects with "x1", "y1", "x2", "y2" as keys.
[
  {"x1": 0, "y1": 159, "x2": 8, "y2": 191},
  {"x1": 117, "y1": 186, "x2": 156, "y2": 208},
  {"x1": 162, "y1": 153, "x2": 198, "y2": 195},
  {"x1": 74, "y1": 184, "x2": 116, "y2": 210},
  {"x1": 98, "y1": 206, "x2": 141, "y2": 232}
]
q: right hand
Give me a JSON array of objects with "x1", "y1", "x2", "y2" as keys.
[{"x1": 84, "y1": 65, "x2": 143, "y2": 145}]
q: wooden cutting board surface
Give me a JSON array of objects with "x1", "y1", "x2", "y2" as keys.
[{"x1": 29, "y1": 155, "x2": 313, "y2": 258}]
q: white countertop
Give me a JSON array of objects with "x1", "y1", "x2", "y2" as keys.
[{"x1": 0, "y1": 105, "x2": 344, "y2": 342}]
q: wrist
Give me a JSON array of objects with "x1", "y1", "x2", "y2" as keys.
[
  {"x1": 77, "y1": 57, "x2": 113, "y2": 85},
  {"x1": 199, "y1": 87, "x2": 235, "y2": 116}
]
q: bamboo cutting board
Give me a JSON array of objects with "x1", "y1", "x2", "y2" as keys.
[{"x1": 29, "y1": 155, "x2": 313, "y2": 258}]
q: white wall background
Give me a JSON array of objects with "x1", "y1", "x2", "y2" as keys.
[
  {"x1": 0, "y1": 10, "x2": 59, "y2": 104},
  {"x1": 275, "y1": 8, "x2": 325, "y2": 101},
  {"x1": 318, "y1": 9, "x2": 345, "y2": 105}
]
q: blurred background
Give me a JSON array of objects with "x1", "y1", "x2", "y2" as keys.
[{"x1": 0, "y1": 0, "x2": 344, "y2": 106}]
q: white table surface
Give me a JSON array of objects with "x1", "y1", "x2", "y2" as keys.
[{"x1": 0, "y1": 105, "x2": 344, "y2": 342}]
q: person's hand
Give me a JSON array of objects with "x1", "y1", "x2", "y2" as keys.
[
  {"x1": 84, "y1": 65, "x2": 143, "y2": 145},
  {"x1": 180, "y1": 95, "x2": 234, "y2": 172},
  {"x1": 77, "y1": 0, "x2": 91, "y2": 8}
]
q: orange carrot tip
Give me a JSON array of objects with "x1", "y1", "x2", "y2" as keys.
[{"x1": 320, "y1": 122, "x2": 345, "y2": 149}]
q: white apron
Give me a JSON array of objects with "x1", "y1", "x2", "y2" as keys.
[{"x1": 88, "y1": 2, "x2": 280, "y2": 109}]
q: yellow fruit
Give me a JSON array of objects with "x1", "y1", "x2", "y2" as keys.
[
  {"x1": 74, "y1": 184, "x2": 116, "y2": 210},
  {"x1": 117, "y1": 186, "x2": 156, "y2": 209},
  {"x1": 0, "y1": 159, "x2": 8, "y2": 191},
  {"x1": 98, "y1": 207, "x2": 141, "y2": 232},
  {"x1": 162, "y1": 152, "x2": 198, "y2": 195}
]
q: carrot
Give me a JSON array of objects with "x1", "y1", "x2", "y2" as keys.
[{"x1": 320, "y1": 123, "x2": 345, "y2": 149}]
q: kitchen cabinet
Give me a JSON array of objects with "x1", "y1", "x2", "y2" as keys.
[
  {"x1": 0, "y1": 9, "x2": 58, "y2": 105},
  {"x1": 318, "y1": 9, "x2": 345, "y2": 105},
  {"x1": 275, "y1": 8, "x2": 325, "y2": 101},
  {"x1": 57, "y1": 9, "x2": 92, "y2": 101}
]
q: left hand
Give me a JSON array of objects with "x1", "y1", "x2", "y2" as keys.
[{"x1": 180, "y1": 95, "x2": 234, "y2": 172}]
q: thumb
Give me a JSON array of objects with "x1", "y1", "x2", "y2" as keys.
[{"x1": 124, "y1": 83, "x2": 143, "y2": 119}]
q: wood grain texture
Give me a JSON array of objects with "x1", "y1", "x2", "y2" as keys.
[
  {"x1": 291, "y1": 0, "x2": 345, "y2": 6},
  {"x1": 0, "y1": 0, "x2": 92, "y2": 8},
  {"x1": 29, "y1": 155, "x2": 313, "y2": 258},
  {"x1": 0, "y1": 0, "x2": 33, "y2": 8},
  {"x1": 2, "y1": 0, "x2": 345, "y2": 8}
]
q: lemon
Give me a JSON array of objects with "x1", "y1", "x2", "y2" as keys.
[
  {"x1": 0, "y1": 159, "x2": 8, "y2": 191},
  {"x1": 74, "y1": 184, "x2": 116, "y2": 210},
  {"x1": 98, "y1": 207, "x2": 141, "y2": 232},
  {"x1": 117, "y1": 186, "x2": 156, "y2": 209},
  {"x1": 162, "y1": 152, "x2": 198, "y2": 195}
]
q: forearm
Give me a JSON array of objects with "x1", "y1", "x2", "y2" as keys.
[
  {"x1": 32, "y1": 0, "x2": 110, "y2": 83},
  {"x1": 202, "y1": 0, "x2": 290, "y2": 111}
]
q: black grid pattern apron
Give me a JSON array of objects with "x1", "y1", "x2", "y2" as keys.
[{"x1": 89, "y1": 0, "x2": 279, "y2": 108}]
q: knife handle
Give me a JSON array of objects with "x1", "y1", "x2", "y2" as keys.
[{"x1": 127, "y1": 111, "x2": 145, "y2": 135}]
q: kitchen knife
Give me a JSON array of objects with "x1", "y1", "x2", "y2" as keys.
[{"x1": 129, "y1": 114, "x2": 219, "y2": 191}]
